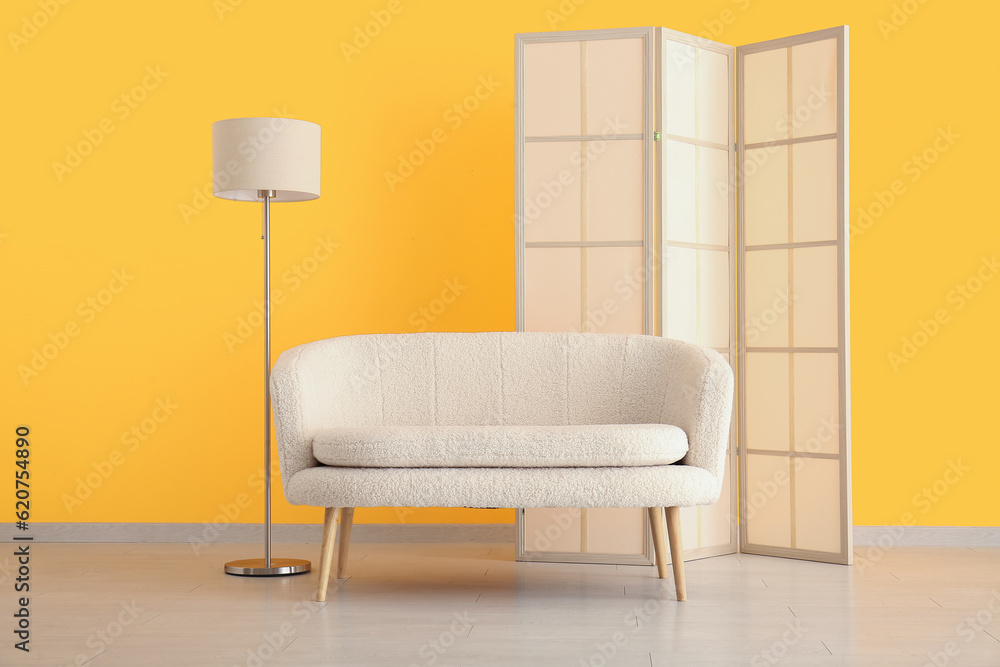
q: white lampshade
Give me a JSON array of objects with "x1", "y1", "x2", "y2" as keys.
[{"x1": 212, "y1": 117, "x2": 321, "y2": 202}]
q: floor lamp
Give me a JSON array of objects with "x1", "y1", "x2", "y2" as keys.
[{"x1": 212, "y1": 117, "x2": 321, "y2": 577}]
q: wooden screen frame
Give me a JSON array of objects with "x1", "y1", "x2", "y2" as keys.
[{"x1": 736, "y1": 26, "x2": 852, "y2": 565}]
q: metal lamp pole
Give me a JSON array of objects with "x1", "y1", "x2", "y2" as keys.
[{"x1": 224, "y1": 190, "x2": 311, "y2": 577}]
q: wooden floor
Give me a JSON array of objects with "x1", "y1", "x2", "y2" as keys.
[{"x1": 4, "y1": 541, "x2": 1000, "y2": 666}]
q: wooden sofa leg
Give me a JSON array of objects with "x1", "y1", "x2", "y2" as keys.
[
  {"x1": 665, "y1": 506, "x2": 687, "y2": 601},
  {"x1": 336, "y1": 508, "x2": 355, "y2": 579},
  {"x1": 647, "y1": 507, "x2": 669, "y2": 580},
  {"x1": 316, "y1": 507, "x2": 340, "y2": 602}
]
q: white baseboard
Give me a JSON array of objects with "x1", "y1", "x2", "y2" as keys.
[
  {"x1": 852, "y1": 526, "x2": 1000, "y2": 547},
  {"x1": 1, "y1": 522, "x2": 515, "y2": 544},
  {"x1": 3, "y1": 524, "x2": 997, "y2": 547}
]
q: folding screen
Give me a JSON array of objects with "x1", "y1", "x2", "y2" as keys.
[
  {"x1": 515, "y1": 27, "x2": 658, "y2": 564},
  {"x1": 515, "y1": 26, "x2": 850, "y2": 567},
  {"x1": 737, "y1": 27, "x2": 852, "y2": 564}
]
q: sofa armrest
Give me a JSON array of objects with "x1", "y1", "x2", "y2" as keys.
[
  {"x1": 271, "y1": 344, "x2": 322, "y2": 492},
  {"x1": 658, "y1": 342, "x2": 734, "y2": 488}
]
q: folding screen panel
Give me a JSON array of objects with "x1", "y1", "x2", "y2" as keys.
[
  {"x1": 737, "y1": 27, "x2": 851, "y2": 564},
  {"x1": 515, "y1": 27, "x2": 656, "y2": 564},
  {"x1": 655, "y1": 28, "x2": 738, "y2": 561}
]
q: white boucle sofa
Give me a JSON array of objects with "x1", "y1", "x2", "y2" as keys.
[{"x1": 270, "y1": 331, "x2": 734, "y2": 601}]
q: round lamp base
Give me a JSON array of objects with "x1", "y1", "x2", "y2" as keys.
[{"x1": 224, "y1": 558, "x2": 311, "y2": 577}]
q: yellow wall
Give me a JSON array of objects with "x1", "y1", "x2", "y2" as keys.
[{"x1": 3, "y1": 0, "x2": 996, "y2": 528}]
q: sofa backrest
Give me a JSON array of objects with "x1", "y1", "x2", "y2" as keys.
[{"x1": 292, "y1": 332, "x2": 694, "y2": 428}]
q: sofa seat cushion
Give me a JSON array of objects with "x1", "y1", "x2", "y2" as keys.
[{"x1": 311, "y1": 424, "x2": 688, "y2": 468}]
